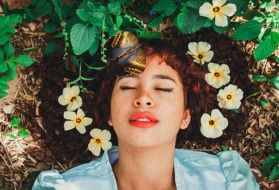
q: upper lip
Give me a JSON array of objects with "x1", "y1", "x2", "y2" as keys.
[{"x1": 129, "y1": 112, "x2": 159, "y2": 122}]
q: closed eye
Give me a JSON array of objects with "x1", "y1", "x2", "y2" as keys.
[
  {"x1": 155, "y1": 88, "x2": 173, "y2": 92},
  {"x1": 120, "y1": 86, "x2": 136, "y2": 90}
]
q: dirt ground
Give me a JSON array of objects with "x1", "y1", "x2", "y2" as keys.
[{"x1": 0, "y1": 9, "x2": 279, "y2": 190}]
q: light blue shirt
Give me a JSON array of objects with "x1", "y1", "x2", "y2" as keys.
[{"x1": 32, "y1": 146, "x2": 259, "y2": 190}]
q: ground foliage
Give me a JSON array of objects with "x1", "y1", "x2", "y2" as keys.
[{"x1": 0, "y1": 0, "x2": 278, "y2": 189}]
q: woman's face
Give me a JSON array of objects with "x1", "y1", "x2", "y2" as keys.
[{"x1": 110, "y1": 54, "x2": 191, "y2": 148}]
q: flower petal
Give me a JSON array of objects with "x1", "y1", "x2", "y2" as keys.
[
  {"x1": 188, "y1": 42, "x2": 198, "y2": 54},
  {"x1": 58, "y1": 96, "x2": 68, "y2": 105},
  {"x1": 90, "y1": 128, "x2": 102, "y2": 138},
  {"x1": 205, "y1": 51, "x2": 214, "y2": 62},
  {"x1": 64, "y1": 121, "x2": 75, "y2": 131},
  {"x1": 84, "y1": 117, "x2": 93, "y2": 126},
  {"x1": 199, "y1": 3, "x2": 215, "y2": 20},
  {"x1": 217, "y1": 117, "x2": 228, "y2": 130},
  {"x1": 102, "y1": 130, "x2": 112, "y2": 141},
  {"x1": 221, "y1": 3, "x2": 237, "y2": 16},
  {"x1": 70, "y1": 86, "x2": 80, "y2": 96},
  {"x1": 220, "y1": 64, "x2": 230, "y2": 74},
  {"x1": 76, "y1": 125, "x2": 86, "y2": 134},
  {"x1": 201, "y1": 113, "x2": 210, "y2": 127},
  {"x1": 211, "y1": 109, "x2": 223, "y2": 119},
  {"x1": 208, "y1": 62, "x2": 219, "y2": 72},
  {"x1": 213, "y1": 0, "x2": 226, "y2": 7},
  {"x1": 88, "y1": 140, "x2": 101, "y2": 156},
  {"x1": 215, "y1": 13, "x2": 228, "y2": 27},
  {"x1": 101, "y1": 141, "x2": 112, "y2": 151},
  {"x1": 198, "y1": 42, "x2": 211, "y2": 52},
  {"x1": 62, "y1": 87, "x2": 71, "y2": 96},
  {"x1": 201, "y1": 125, "x2": 222, "y2": 138},
  {"x1": 67, "y1": 103, "x2": 78, "y2": 111},
  {"x1": 64, "y1": 111, "x2": 76, "y2": 120},
  {"x1": 77, "y1": 108, "x2": 85, "y2": 118}
]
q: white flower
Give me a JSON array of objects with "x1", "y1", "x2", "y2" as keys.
[
  {"x1": 199, "y1": 0, "x2": 237, "y2": 27},
  {"x1": 205, "y1": 62, "x2": 230, "y2": 88},
  {"x1": 187, "y1": 42, "x2": 214, "y2": 65},
  {"x1": 217, "y1": 84, "x2": 243, "y2": 109},
  {"x1": 88, "y1": 128, "x2": 112, "y2": 156},
  {"x1": 200, "y1": 109, "x2": 228, "y2": 138},
  {"x1": 58, "y1": 86, "x2": 82, "y2": 111},
  {"x1": 63, "y1": 108, "x2": 92, "y2": 134},
  {"x1": 2, "y1": 104, "x2": 15, "y2": 114}
]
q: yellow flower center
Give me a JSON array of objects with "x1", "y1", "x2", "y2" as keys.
[
  {"x1": 198, "y1": 54, "x2": 204, "y2": 59},
  {"x1": 70, "y1": 97, "x2": 77, "y2": 102},
  {"x1": 76, "y1": 118, "x2": 82, "y2": 123},
  {"x1": 214, "y1": 72, "x2": 220, "y2": 77},
  {"x1": 209, "y1": 120, "x2": 215, "y2": 126},
  {"x1": 213, "y1": 6, "x2": 220, "y2": 13},
  {"x1": 95, "y1": 138, "x2": 101, "y2": 144},
  {"x1": 226, "y1": 94, "x2": 232, "y2": 100}
]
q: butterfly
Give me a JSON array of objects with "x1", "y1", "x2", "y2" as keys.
[{"x1": 110, "y1": 31, "x2": 146, "y2": 76}]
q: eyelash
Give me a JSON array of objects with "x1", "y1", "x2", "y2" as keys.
[{"x1": 120, "y1": 86, "x2": 173, "y2": 92}]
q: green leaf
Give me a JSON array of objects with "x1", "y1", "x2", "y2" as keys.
[
  {"x1": 107, "y1": 1, "x2": 121, "y2": 15},
  {"x1": 3, "y1": 132, "x2": 17, "y2": 139},
  {"x1": 268, "y1": 76, "x2": 279, "y2": 90},
  {"x1": 0, "y1": 90, "x2": 8, "y2": 98},
  {"x1": 262, "y1": 153, "x2": 279, "y2": 176},
  {"x1": 70, "y1": 23, "x2": 96, "y2": 55},
  {"x1": 9, "y1": 116, "x2": 21, "y2": 127},
  {"x1": 227, "y1": 0, "x2": 249, "y2": 15},
  {"x1": 232, "y1": 20, "x2": 262, "y2": 40},
  {"x1": 0, "y1": 50, "x2": 3, "y2": 60},
  {"x1": 221, "y1": 145, "x2": 229, "y2": 151},
  {"x1": 149, "y1": 16, "x2": 165, "y2": 28},
  {"x1": 271, "y1": 32, "x2": 279, "y2": 44},
  {"x1": 88, "y1": 38, "x2": 99, "y2": 56},
  {"x1": 0, "y1": 34, "x2": 10, "y2": 46},
  {"x1": 153, "y1": 0, "x2": 176, "y2": 16},
  {"x1": 276, "y1": 57, "x2": 279, "y2": 63},
  {"x1": 90, "y1": 6, "x2": 106, "y2": 27},
  {"x1": 19, "y1": 128, "x2": 30, "y2": 138},
  {"x1": 50, "y1": 0, "x2": 63, "y2": 20},
  {"x1": 76, "y1": 9, "x2": 91, "y2": 22},
  {"x1": 116, "y1": 16, "x2": 123, "y2": 29},
  {"x1": 213, "y1": 24, "x2": 228, "y2": 34},
  {"x1": 138, "y1": 31, "x2": 161, "y2": 39},
  {"x1": 276, "y1": 141, "x2": 279, "y2": 151},
  {"x1": 261, "y1": 99, "x2": 272, "y2": 110},
  {"x1": 33, "y1": 0, "x2": 52, "y2": 17},
  {"x1": 44, "y1": 42, "x2": 60, "y2": 56},
  {"x1": 176, "y1": 8, "x2": 211, "y2": 34},
  {"x1": 232, "y1": 108, "x2": 240, "y2": 113},
  {"x1": 252, "y1": 74, "x2": 267, "y2": 82},
  {"x1": 4, "y1": 42, "x2": 14, "y2": 57},
  {"x1": 15, "y1": 54, "x2": 34, "y2": 67},
  {"x1": 254, "y1": 36, "x2": 278, "y2": 61},
  {"x1": 269, "y1": 166, "x2": 279, "y2": 181},
  {"x1": 44, "y1": 21, "x2": 57, "y2": 33},
  {"x1": 186, "y1": 0, "x2": 206, "y2": 9},
  {"x1": 0, "y1": 60, "x2": 8, "y2": 73},
  {"x1": 0, "y1": 82, "x2": 9, "y2": 91}
]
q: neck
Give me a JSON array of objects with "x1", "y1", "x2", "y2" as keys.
[{"x1": 113, "y1": 143, "x2": 176, "y2": 190}]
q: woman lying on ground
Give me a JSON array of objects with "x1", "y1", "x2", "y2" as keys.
[{"x1": 32, "y1": 31, "x2": 259, "y2": 190}]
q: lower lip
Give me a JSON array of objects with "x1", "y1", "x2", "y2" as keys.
[{"x1": 129, "y1": 120, "x2": 158, "y2": 128}]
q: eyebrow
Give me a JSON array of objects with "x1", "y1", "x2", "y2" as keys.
[
  {"x1": 118, "y1": 74, "x2": 176, "y2": 84},
  {"x1": 152, "y1": 74, "x2": 177, "y2": 84}
]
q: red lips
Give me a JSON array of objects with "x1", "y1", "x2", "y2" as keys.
[{"x1": 129, "y1": 112, "x2": 159, "y2": 128}]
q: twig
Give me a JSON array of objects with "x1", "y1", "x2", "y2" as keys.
[{"x1": 0, "y1": 139, "x2": 13, "y2": 170}]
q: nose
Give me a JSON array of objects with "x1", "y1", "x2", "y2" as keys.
[{"x1": 134, "y1": 89, "x2": 154, "y2": 107}]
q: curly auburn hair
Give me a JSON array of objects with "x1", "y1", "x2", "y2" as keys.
[{"x1": 92, "y1": 38, "x2": 216, "y2": 145}]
